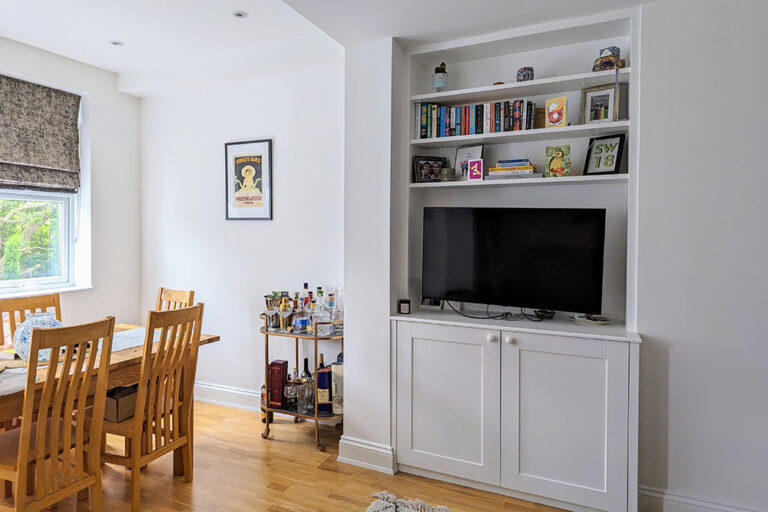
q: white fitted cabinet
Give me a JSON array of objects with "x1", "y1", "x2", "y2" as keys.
[
  {"x1": 394, "y1": 314, "x2": 640, "y2": 512},
  {"x1": 395, "y1": 322, "x2": 501, "y2": 484}
]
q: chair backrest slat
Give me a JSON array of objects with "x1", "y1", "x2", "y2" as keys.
[
  {"x1": 133, "y1": 304, "x2": 203, "y2": 458},
  {"x1": 0, "y1": 293, "x2": 62, "y2": 345},
  {"x1": 155, "y1": 288, "x2": 195, "y2": 312},
  {"x1": 16, "y1": 317, "x2": 114, "y2": 509}
]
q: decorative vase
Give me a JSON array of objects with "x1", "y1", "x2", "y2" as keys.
[
  {"x1": 432, "y1": 62, "x2": 448, "y2": 92},
  {"x1": 13, "y1": 311, "x2": 62, "y2": 362},
  {"x1": 599, "y1": 46, "x2": 621, "y2": 58},
  {"x1": 516, "y1": 66, "x2": 534, "y2": 82}
]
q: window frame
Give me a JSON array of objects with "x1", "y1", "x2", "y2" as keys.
[{"x1": 0, "y1": 188, "x2": 76, "y2": 294}]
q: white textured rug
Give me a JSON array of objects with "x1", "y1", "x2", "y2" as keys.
[{"x1": 366, "y1": 492, "x2": 454, "y2": 512}]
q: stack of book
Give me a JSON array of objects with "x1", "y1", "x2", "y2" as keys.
[
  {"x1": 486, "y1": 159, "x2": 542, "y2": 180},
  {"x1": 415, "y1": 99, "x2": 536, "y2": 139}
]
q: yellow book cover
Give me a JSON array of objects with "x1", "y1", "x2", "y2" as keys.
[
  {"x1": 489, "y1": 166, "x2": 534, "y2": 172},
  {"x1": 545, "y1": 96, "x2": 567, "y2": 128}
]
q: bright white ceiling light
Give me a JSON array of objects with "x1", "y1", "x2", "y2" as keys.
[
  {"x1": 232, "y1": 10, "x2": 249, "y2": 18},
  {"x1": 109, "y1": 40, "x2": 125, "y2": 47}
]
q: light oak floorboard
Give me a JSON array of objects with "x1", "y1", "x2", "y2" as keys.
[{"x1": 40, "y1": 402, "x2": 563, "y2": 512}]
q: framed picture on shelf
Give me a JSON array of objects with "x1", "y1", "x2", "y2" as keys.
[
  {"x1": 584, "y1": 133, "x2": 625, "y2": 175},
  {"x1": 225, "y1": 139, "x2": 272, "y2": 220},
  {"x1": 454, "y1": 145, "x2": 484, "y2": 181},
  {"x1": 413, "y1": 156, "x2": 448, "y2": 183},
  {"x1": 545, "y1": 96, "x2": 567, "y2": 128},
  {"x1": 545, "y1": 144, "x2": 571, "y2": 177},
  {"x1": 580, "y1": 84, "x2": 620, "y2": 124}
]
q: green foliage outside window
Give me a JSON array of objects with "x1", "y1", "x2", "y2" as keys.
[{"x1": 0, "y1": 199, "x2": 61, "y2": 282}]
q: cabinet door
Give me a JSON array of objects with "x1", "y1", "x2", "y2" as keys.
[
  {"x1": 501, "y1": 332, "x2": 629, "y2": 511},
  {"x1": 396, "y1": 322, "x2": 500, "y2": 485}
]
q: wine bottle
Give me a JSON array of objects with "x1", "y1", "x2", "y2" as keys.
[
  {"x1": 301, "y1": 357, "x2": 313, "y2": 381},
  {"x1": 318, "y1": 353, "x2": 325, "y2": 369}
]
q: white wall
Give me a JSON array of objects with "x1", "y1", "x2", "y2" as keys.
[
  {"x1": 0, "y1": 37, "x2": 142, "y2": 326},
  {"x1": 139, "y1": 64, "x2": 345, "y2": 409},
  {"x1": 338, "y1": 38, "x2": 397, "y2": 472},
  {"x1": 636, "y1": 1, "x2": 768, "y2": 511}
]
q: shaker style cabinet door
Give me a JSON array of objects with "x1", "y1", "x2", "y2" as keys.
[
  {"x1": 396, "y1": 322, "x2": 500, "y2": 485},
  {"x1": 501, "y1": 332, "x2": 629, "y2": 511}
]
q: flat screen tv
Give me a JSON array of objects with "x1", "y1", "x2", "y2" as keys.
[{"x1": 422, "y1": 207, "x2": 606, "y2": 314}]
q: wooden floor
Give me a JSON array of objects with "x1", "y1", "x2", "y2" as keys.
[{"x1": 43, "y1": 402, "x2": 562, "y2": 511}]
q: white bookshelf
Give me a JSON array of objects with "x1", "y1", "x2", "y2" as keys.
[
  {"x1": 410, "y1": 120, "x2": 629, "y2": 148},
  {"x1": 411, "y1": 68, "x2": 630, "y2": 105},
  {"x1": 409, "y1": 174, "x2": 628, "y2": 189}
]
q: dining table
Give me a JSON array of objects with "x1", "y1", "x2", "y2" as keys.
[{"x1": 0, "y1": 323, "x2": 220, "y2": 474}]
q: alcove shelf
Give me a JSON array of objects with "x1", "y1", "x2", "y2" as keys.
[
  {"x1": 410, "y1": 120, "x2": 630, "y2": 148},
  {"x1": 411, "y1": 68, "x2": 630, "y2": 105},
  {"x1": 409, "y1": 173, "x2": 628, "y2": 189}
]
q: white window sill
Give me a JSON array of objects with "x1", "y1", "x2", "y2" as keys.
[{"x1": 0, "y1": 284, "x2": 94, "y2": 299}]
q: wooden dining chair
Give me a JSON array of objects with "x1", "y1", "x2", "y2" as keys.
[
  {"x1": 0, "y1": 316, "x2": 114, "y2": 511},
  {"x1": 155, "y1": 288, "x2": 195, "y2": 311},
  {"x1": 0, "y1": 294, "x2": 62, "y2": 346},
  {"x1": 100, "y1": 304, "x2": 203, "y2": 512},
  {"x1": 0, "y1": 294, "x2": 63, "y2": 498}
]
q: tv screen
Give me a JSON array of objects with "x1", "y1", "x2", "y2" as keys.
[{"x1": 422, "y1": 207, "x2": 606, "y2": 314}]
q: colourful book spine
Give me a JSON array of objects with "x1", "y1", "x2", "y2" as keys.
[
  {"x1": 439, "y1": 106, "x2": 445, "y2": 137},
  {"x1": 494, "y1": 103, "x2": 501, "y2": 132},
  {"x1": 431, "y1": 104, "x2": 438, "y2": 138},
  {"x1": 455, "y1": 107, "x2": 461, "y2": 136},
  {"x1": 504, "y1": 101, "x2": 511, "y2": 131},
  {"x1": 450, "y1": 107, "x2": 456, "y2": 136},
  {"x1": 469, "y1": 106, "x2": 476, "y2": 135},
  {"x1": 484, "y1": 103, "x2": 491, "y2": 134},
  {"x1": 475, "y1": 105, "x2": 483, "y2": 134}
]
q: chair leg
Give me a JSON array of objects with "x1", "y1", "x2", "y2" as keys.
[
  {"x1": 125, "y1": 438, "x2": 132, "y2": 458},
  {"x1": 78, "y1": 451, "x2": 90, "y2": 501},
  {"x1": 90, "y1": 468, "x2": 103, "y2": 511},
  {"x1": 100, "y1": 433, "x2": 106, "y2": 463},
  {"x1": 181, "y1": 440, "x2": 193, "y2": 483},
  {"x1": 130, "y1": 465, "x2": 141, "y2": 512}
]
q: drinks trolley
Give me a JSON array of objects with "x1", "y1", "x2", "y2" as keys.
[{"x1": 260, "y1": 317, "x2": 343, "y2": 451}]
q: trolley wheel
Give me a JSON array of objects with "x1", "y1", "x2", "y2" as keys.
[
  {"x1": 316, "y1": 444, "x2": 326, "y2": 452},
  {"x1": 294, "y1": 417, "x2": 301, "y2": 423},
  {"x1": 261, "y1": 431, "x2": 270, "y2": 439}
]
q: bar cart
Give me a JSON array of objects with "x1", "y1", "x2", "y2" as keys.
[{"x1": 260, "y1": 317, "x2": 343, "y2": 451}]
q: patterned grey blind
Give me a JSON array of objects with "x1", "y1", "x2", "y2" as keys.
[{"x1": 0, "y1": 74, "x2": 81, "y2": 192}]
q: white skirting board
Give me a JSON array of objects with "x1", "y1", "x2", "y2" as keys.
[
  {"x1": 194, "y1": 381, "x2": 261, "y2": 411},
  {"x1": 337, "y1": 435, "x2": 396, "y2": 475},
  {"x1": 638, "y1": 486, "x2": 761, "y2": 512}
]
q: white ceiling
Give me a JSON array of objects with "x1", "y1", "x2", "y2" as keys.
[
  {"x1": 0, "y1": 0, "x2": 328, "y2": 73},
  {"x1": 283, "y1": 0, "x2": 648, "y2": 47}
]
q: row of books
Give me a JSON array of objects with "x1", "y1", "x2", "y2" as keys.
[
  {"x1": 415, "y1": 99, "x2": 537, "y2": 139},
  {"x1": 485, "y1": 158, "x2": 542, "y2": 181}
]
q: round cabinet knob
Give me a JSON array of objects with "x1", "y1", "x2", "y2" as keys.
[
  {"x1": 487, "y1": 334, "x2": 499, "y2": 343},
  {"x1": 504, "y1": 336, "x2": 516, "y2": 345}
]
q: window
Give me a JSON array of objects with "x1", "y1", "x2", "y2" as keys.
[{"x1": 0, "y1": 189, "x2": 74, "y2": 293}]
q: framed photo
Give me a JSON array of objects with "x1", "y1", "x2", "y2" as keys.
[
  {"x1": 545, "y1": 144, "x2": 571, "y2": 177},
  {"x1": 545, "y1": 96, "x2": 567, "y2": 128},
  {"x1": 413, "y1": 156, "x2": 448, "y2": 183},
  {"x1": 580, "y1": 85, "x2": 619, "y2": 124},
  {"x1": 584, "y1": 134, "x2": 625, "y2": 175},
  {"x1": 225, "y1": 139, "x2": 272, "y2": 220},
  {"x1": 454, "y1": 145, "x2": 483, "y2": 181}
]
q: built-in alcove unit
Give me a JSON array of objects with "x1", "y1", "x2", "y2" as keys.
[{"x1": 389, "y1": 9, "x2": 641, "y2": 512}]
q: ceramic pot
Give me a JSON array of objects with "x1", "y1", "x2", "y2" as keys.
[
  {"x1": 516, "y1": 66, "x2": 534, "y2": 82},
  {"x1": 13, "y1": 311, "x2": 62, "y2": 362},
  {"x1": 599, "y1": 46, "x2": 621, "y2": 58},
  {"x1": 432, "y1": 72, "x2": 448, "y2": 93}
]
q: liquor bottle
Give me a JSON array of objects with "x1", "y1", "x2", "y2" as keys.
[
  {"x1": 316, "y1": 287, "x2": 324, "y2": 306},
  {"x1": 316, "y1": 365, "x2": 332, "y2": 413},
  {"x1": 318, "y1": 353, "x2": 325, "y2": 369},
  {"x1": 301, "y1": 357, "x2": 313, "y2": 382},
  {"x1": 292, "y1": 300, "x2": 309, "y2": 333},
  {"x1": 314, "y1": 299, "x2": 331, "y2": 336}
]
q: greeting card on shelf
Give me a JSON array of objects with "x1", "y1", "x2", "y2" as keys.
[{"x1": 545, "y1": 96, "x2": 567, "y2": 128}]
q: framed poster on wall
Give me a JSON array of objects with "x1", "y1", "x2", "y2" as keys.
[{"x1": 225, "y1": 139, "x2": 272, "y2": 220}]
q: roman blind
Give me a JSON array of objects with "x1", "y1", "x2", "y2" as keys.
[{"x1": 0, "y1": 74, "x2": 81, "y2": 192}]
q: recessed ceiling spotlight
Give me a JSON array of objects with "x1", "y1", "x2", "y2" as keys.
[
  {"x1": 109, "y1": 40, "x2": 125, "y2": 47},
  {"x1": 232, "y1": 10, "x2": 249, "y2": 18}
]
